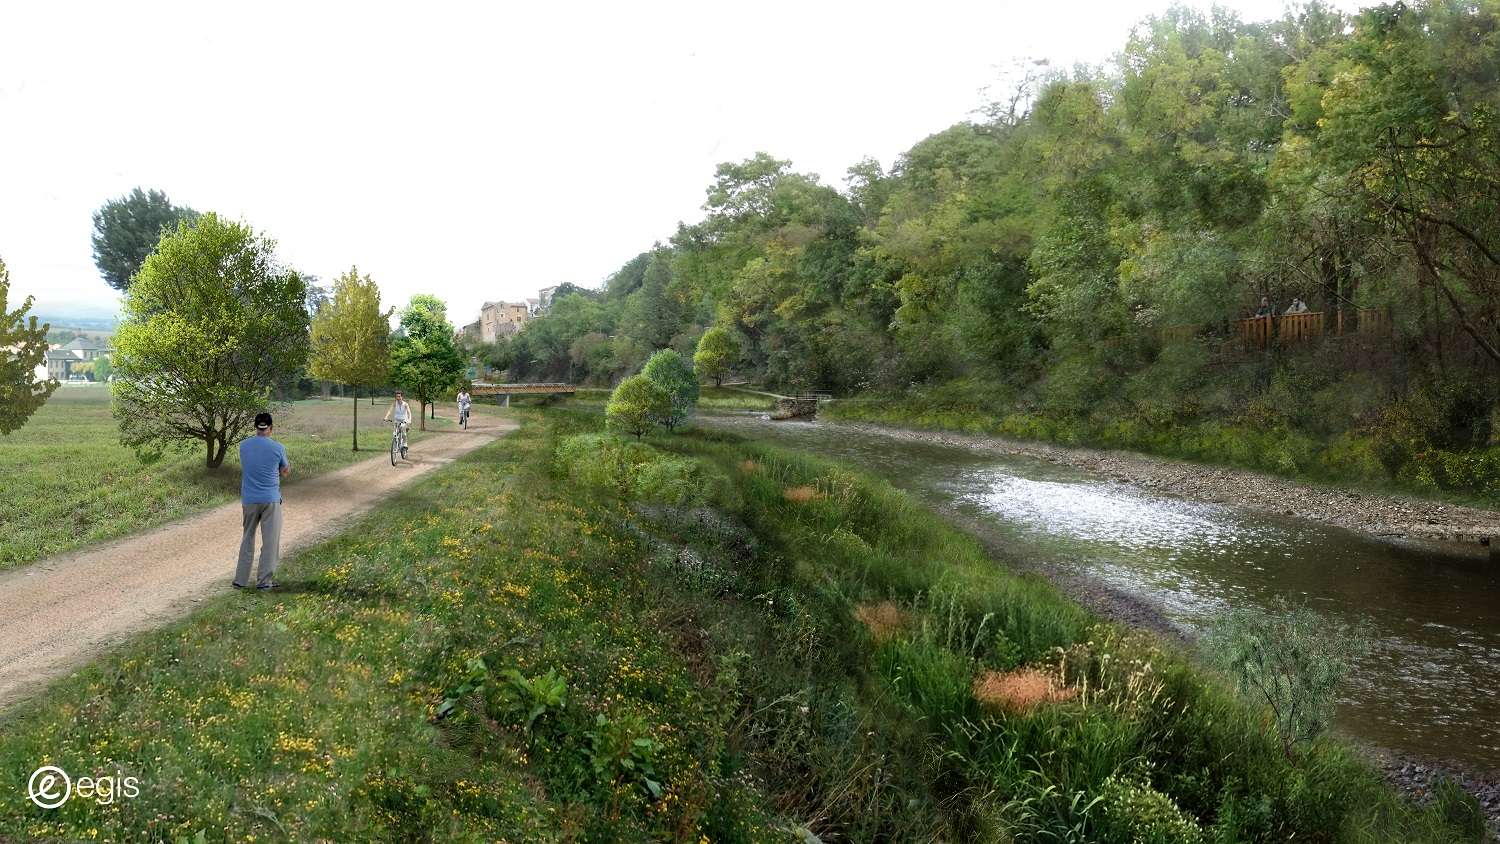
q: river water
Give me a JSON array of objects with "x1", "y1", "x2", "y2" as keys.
[{"x1": 704, "y1": 413, "x2": 1500, "y2": 774}]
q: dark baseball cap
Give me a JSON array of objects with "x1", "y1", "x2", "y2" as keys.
[{"x1": 254, "y1": 412, "x2": 273, "y2": 430}]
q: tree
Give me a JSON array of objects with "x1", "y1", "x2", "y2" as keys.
[
  {"x1": 641, "y1": 348, "x2": 698, "y2": 431},
  {"x1": 1204, "y1": 600, "x2": 1369, "y2": 759},
  {"x1": 606, "y1": 374, "x2": 669, "y2": 439},
  {"x1": 309, "y1": 267, "x2": 392, "y2": 450},
  {"x1": 0, "y1": 256, "x2": 57, "y2": 434},
  {"x1": 693, "y1": 327, "x2": 739, "y2": 387},
  {"x1": 92, "y1": 354, "x2": 113, "y2": 382},
  {"x1": 90, "y1": 188, "x2": 199, "y2": 291},
  {"x1": 111, "y1": 214, "x2": 309, "y2": 468},
  {"x1": 390, "y1": 295, "x2": 464, "y2": 430},
  {"x1": 72, "y1": 361, "x2": 94, "y2": 380}
]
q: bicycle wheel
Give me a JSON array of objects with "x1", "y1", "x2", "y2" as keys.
[{"x1": 390, "y1": 433, "x2": 398, "y2": 466}]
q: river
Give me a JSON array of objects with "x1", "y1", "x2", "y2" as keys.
[{"x1": 703, "y1": 413, "x2": 1500, "y2": 775}]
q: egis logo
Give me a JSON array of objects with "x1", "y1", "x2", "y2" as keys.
[{"x1": 27, "y1": 765, "x2": 140, "y2": 809}]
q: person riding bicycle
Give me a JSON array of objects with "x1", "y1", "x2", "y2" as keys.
[
  {"x1": 456, "y1": 388, "x2": 472, "y2": 425},
  {"x1": 383, "y1": 391, "x2": 412, "y2": 440}
]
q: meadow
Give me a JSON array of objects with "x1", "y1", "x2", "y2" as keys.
[
  {"x1": 0, "y1": 385, "x2": 454, "y2": 569},
  {"x1": 0, "y1": 408, "x2": 1483, "y2": 841}
]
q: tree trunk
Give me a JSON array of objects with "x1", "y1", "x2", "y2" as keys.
[
  {"x1": 419, "y1": 401, "x2": 427, "y2": 431},
  {"x1": 321, "y1": 380, "x2": 333, "y2": 401},
  {"x1": 352, "y1": 386, "x2": 360, "y2": 451},
  {"x1": 715, "y1": 376, "x2": 723, "y2": 388},
  {"x1": 206, "y1": 434, "x2": 227, "y2": 468}
]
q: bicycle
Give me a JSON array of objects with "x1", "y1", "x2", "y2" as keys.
[
  {"x1": 459, "y1": 404, "x2": 470, "y2": 430},
  {"x1": 389, "y1": 420, "x2": 409, "y2": 465}
]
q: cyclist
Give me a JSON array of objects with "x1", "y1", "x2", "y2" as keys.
[
  {"x1": 456, "y1": 388, "x2": 472, "y2": 428},
  {"x1": 383, "y1": 391, "x2": 413, "y2": 448}
]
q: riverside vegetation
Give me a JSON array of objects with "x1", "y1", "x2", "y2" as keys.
[
  {"x1": 471, "y1": 1, "x2": 1500, "y2": 506},
  {"x1": 0, "y1": 409, "x2": 1484, "y2": 842}
]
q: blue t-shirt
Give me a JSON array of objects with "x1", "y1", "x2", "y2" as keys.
[{"x1": 240, "y1": 436, "x2": 289, "y2": 504}]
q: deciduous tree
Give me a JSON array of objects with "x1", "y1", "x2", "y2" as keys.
[
  {"x1": 642, "y1": 348, "x2": 698, "y2": 431},
  {"x1": 309, "y1": 267, "x2": 392, "y2": 450},
  {"x1": 111, "y1": 214, "x2": 309, "y2": 467},
  {"x1": 606, "y1": 374, "x2": 669, "y2": 440},
  {"x1": 0, "y1": 256, "x2": 57, "y2": 434},
  {"x1": 390, "y1": 295, "x2": 464, "y2": 430},
  {"x1": 692, "y1": 326, "x2": 738, "y2": 387}
]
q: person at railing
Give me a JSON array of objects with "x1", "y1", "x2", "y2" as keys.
[
  {"x1": 1253, "y1": 296, "x2": 1273, "y2": 318},
  {"x1": 1284, "y1": 297, "x2": 1309, "y2": 315}
]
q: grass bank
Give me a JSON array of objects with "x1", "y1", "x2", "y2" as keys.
[
  {"x1": 0, "y1": 385, "x2": 452, "y2": 569},
  {"x1": 0, "y1": 410, "x2": 1482, "y2": 841}
]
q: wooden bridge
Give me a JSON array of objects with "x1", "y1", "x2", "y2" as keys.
[{"x1": 471, "y1": 382, "x2": 576, "y2": 406}]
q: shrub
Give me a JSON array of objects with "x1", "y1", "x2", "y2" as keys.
[
  {"x1": 633, "y1": 456, "x2": 721, "y2": 506},
  {"x1": 1202, "y1": 600, "x2": 1370, "y2": 759},
  {"x1": 1094, "y1": 775, "x2": 1205, "y2": 844},
  {"x1": 606, "y1": 374, "x2": 670, "y2": 439},
  {"x1": 555, "y1": 432, "x2": 655, "y2": 495}
]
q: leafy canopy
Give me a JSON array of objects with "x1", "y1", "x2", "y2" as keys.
[
  {"x1": 606, "y1": 374, "x2": 669, "y2": 439},
  {"x1": 390, "y1": 294, "x2": 465, "y2": 430},
  {"x1": 111, "y1": 213, "x2": 309, "y2": 467},
  {"x1": 693, "y1": 327, "x2": 739, "y2": 387},
  {"x1": 310, "y1": 267, "x2": 393, "y2": 450},
  {"x1": 641, "y1": 348, "x2": 698, "y2": 431}
]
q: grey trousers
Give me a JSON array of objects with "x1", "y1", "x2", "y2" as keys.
[{"x1": 235, "y1": 501, "x2": 283, "y2": 587}]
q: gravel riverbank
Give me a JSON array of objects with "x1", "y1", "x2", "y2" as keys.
[{"x1": 833, "y1": 421, "x2": 1500, "y2": 555}]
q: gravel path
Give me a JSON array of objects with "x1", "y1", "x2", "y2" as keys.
[{"x1": 0, "y1": 411, "x2": 515, "y2": 710}]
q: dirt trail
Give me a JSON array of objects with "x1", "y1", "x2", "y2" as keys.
[{"x1": 0, "y1": 411, "x2": 516, "y2": 710}]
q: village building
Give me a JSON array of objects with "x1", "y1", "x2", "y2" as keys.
[{"x1": 45, "y1": 336, "x2": 112, "y2": 381}]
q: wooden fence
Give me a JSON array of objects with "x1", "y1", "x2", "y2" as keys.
[{"x1": 1228, "y1": 307, "x2": 1388, "y2": 351}]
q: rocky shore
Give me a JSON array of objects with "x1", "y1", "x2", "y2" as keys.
[{"x1": 833, "y1": 421, "x2": 1500, "y2": 555}]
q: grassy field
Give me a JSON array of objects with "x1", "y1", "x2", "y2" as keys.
[
  {"x1": 0, "y1": 385, "x2": 454, "y2": 569},
  {"x1": 0, "y1": 408, "x2": 1481, "y2": 841}
]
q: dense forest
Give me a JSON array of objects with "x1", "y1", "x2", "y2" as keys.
[{"x1": 475, "y1": 0, "x2": 1500, "y2": 497}]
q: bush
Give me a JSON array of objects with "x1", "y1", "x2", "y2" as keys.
[
  {"x1": 555, "y1": 432, "x2": 656, "y2": 495},
  {"x1": 1094, "y1": 775, "x2": 1205, "y2": 844},
  {"x1": 633, "y1": 456, "x2": 722, "y2": 507}
]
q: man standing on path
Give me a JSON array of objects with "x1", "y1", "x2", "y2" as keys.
[{"x1": 234, "y1": 412, "x2": 290, "y2": 590}]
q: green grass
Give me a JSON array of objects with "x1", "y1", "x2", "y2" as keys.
[
  {"x1": 0, "y1": 385, "x2": 454, "y2": 569},
  {"x1": 0, "y1": 409, "x2": 1480, "y2": 841}
]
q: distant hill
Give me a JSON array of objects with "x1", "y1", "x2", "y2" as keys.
[{"x1": 34, "y1": 312, "x2": 118, "y2": 332}]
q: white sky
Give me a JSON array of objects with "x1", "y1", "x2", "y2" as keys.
[{"x1": 0, "y1": 0, "x2": 1354, "y2": 324}]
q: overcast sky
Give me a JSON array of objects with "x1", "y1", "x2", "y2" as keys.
[{"x1": 1, "y1": 0, "x2": 1353, "y2": 325}]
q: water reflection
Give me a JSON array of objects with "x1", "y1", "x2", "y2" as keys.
[{"x1": 703, "y1": 414, "x2": 1500, "y2": 772}]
